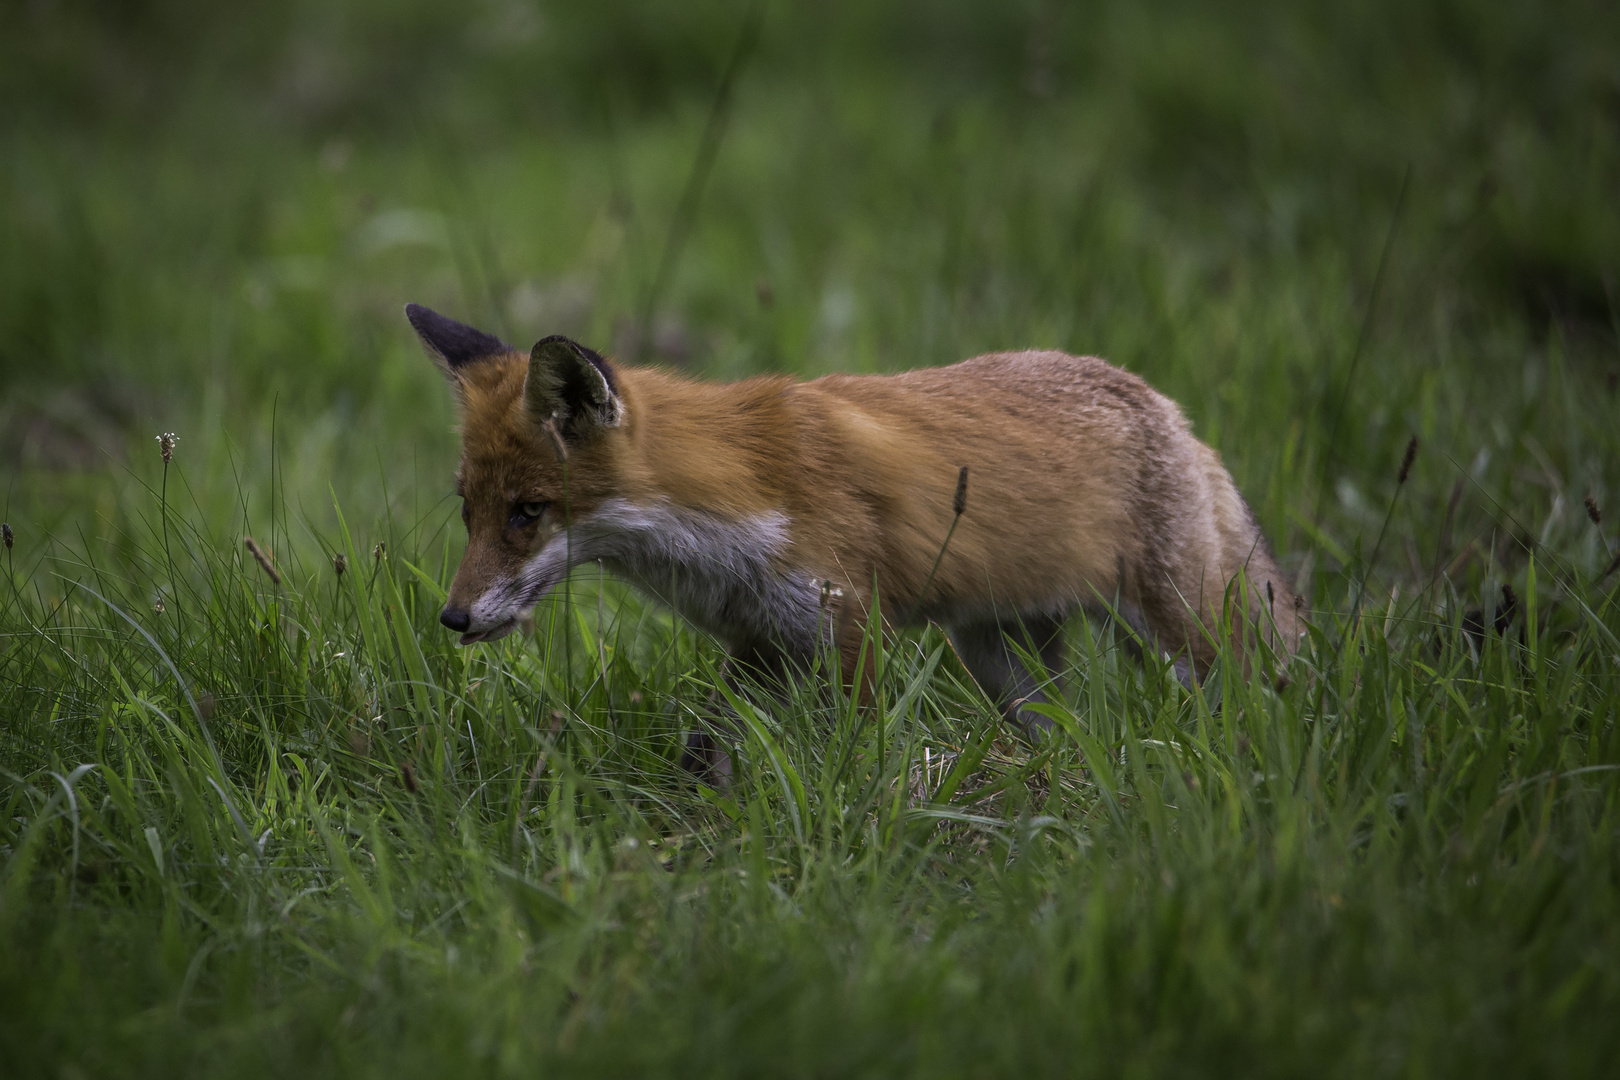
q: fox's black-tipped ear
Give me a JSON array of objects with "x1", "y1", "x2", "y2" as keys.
[
  {"x1": 405, "y1": 303, "x2": 512, "y2": 379},
  {"x1": 524, "y1": 335, "x2": 623, "y2": 436}
]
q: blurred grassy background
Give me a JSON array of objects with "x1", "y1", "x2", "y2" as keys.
[
  {"x1": 3, "y1": 4, "x2": 1620, "y2": 1075},
  {"x1": 4, "y1": 0, "x2": 1617, "y2": 589}
]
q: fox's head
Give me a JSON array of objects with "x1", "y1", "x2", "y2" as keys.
[{"x1": 408, "y1": 304, "x2": 626, "y2": 644}]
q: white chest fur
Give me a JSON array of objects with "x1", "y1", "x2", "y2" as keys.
[{"x1": 517, "y1": 497, "x2": 824, "y2": 655}]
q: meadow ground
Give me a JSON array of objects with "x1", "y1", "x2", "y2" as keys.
[{"x1": 3, "y1": 2, "x2": 1620, "y2": 1075}]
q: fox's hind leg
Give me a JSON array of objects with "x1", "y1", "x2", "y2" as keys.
[
  {"x1": 948, "y1": 613, "x2": 1068, "y2": 736},
  {"x1": 1135, "y1": 562, "x2": 1299, "y2": 690},
  {"x1": 1091, "y1": 594, "x2": 1200, "y2": 692}
]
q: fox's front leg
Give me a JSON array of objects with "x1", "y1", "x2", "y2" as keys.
[
  {"x1": 679, "y1": 573, "x2": 859, "y2": 784},
  {"x1": 679, "y1": 642, "x2": 801, "y2": 786}
]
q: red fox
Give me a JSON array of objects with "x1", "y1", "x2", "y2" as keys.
[{"x1": 408, "y1": 303, "x2": 1300, "y2": 773}]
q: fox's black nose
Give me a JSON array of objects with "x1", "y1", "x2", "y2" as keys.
[{"x1": 440, "y1": 607, "x2": 471, "y2": 632}]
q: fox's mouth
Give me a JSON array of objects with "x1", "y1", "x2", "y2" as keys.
[{"x1": 458, "y1": 619, "x2": 518, "y2": 646}]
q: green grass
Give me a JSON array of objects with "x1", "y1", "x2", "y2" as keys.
[{"x1": 3, "y1": 1, "x2": 1620, "y2": 1075}]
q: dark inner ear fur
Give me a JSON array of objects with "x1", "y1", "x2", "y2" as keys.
[
  {"x1": 526, "y1": 335, "x2": 622, "y2": 435},
  {"x1": 406, "y1": 303, "x2": 511, "y2": 373}
]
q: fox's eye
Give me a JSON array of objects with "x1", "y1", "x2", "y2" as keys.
[
  {"x1": 511, "y1": 501, "x2": 549, "y2": 526},
  {"x1": 460, "y1": 502, "x2": 470, "y2": 526}
]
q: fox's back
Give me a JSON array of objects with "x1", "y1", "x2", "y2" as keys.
[{"x1": 778, "y1": 352, "x2": 1202, "y2": 593}]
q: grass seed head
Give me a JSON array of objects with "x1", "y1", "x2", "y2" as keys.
[
  {"x1": 953, "y1": 466, "x2": 969, "y2": 517},
  {"x1": 373, "y1": 541, "x2": 386, "y2": 562},
  {"x1": 1397, "y1": 436, "x2": 1418, "y2": 485},
  {"x1": 2, "y1": 522, "x2": 11, "y2": 550},
  {"x1": 156, "y1": 432, "x2": 178, "y2": 464},
  {"x1": 333, "y1": 553, "x2": 348, "y2": 577},
  {"x1": 400, "y1": 761, "x2": 419, "y2": 794},
  {"x1": 1585, "y1": 495, "x2": 1602, "y2": 526},
  {"x1": 244, "y1": 536, "x2": 282, "y2": 585}
]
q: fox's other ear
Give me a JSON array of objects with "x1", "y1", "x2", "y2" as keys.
[
  {"x1": 524, "y1": 335, "x2": 623, "y2": 436},
  {"x1": 406, "y1": 303, "x2": 512, "y2": 380}
]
